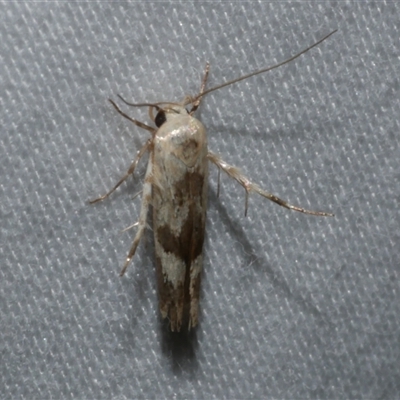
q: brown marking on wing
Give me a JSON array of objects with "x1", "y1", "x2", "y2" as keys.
[
  {"x1": 157, "y1": 170, "x2": 205, "y2": 263},
  {"x1": 154, "y1": 257, "x2": 184, "y2": 332},
  {"x1": 188, "y1": 265, "x2": 202, "y2": 329},
  {"x1": 181, "y1": 138, "x2": 200, "y2": 163},
  {"x1": 155, "y1": 169, "x2": 206, "y2": 331}
]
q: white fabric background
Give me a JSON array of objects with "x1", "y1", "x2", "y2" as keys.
[{"x1": 1, "y1": 2, "x2": 399, "y2": 399}]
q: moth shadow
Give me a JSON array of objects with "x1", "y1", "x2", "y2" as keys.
[
  {"x1": 209, "y1": 187, "x2": 332, "y2": 328},
  {"x1": 209, "y1": 187, "x2": 268, "y2": 274},
  {"x1": 159, "y1": 322, "x2": 199, "y2": 374}
]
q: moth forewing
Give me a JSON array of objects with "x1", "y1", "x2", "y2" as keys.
[{"x1": 151, "y1": 106, "x2": 208, "y2": 332}]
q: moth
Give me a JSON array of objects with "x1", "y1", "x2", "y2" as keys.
[{"x1": 90, "y1": 30, "x2": 336, "y2": 332}]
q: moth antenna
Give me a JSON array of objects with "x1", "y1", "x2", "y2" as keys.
[
  {"x1": 192, "y1": 29, "x2": 337, "y2": 102},
  {"x1": 117, "y1": 95, "x2": 181, "y2": 109},
  {"x1": 117, "y1": 95, "x2": 161, "y2": 110}
]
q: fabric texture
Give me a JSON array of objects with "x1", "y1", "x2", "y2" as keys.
[{"x1": 1, "y1": 2, "x2": 399, "y2": 398}]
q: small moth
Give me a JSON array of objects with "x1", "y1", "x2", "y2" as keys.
[{"x1": 90, "y1": 30, "x2": 336, "y2": 332}]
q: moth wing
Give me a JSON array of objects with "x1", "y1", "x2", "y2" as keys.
[{"x1": 152, "y1": 115, "x2": 208, "y2": 332}]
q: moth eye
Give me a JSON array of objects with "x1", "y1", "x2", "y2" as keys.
[{"x1": 155, "y1": 110, "x2": 167, "y2": 128}]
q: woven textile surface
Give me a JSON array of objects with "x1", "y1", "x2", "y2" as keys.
[{"x1": 1, "y1": 2, "x2": 399, "y2": 398}]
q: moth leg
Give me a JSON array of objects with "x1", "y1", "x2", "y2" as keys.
[
  {"x1": 207, "y1": 151, "x2": 334, "y2": 217},
  {"x1": 189, "y1": 62, "x2": 210, "y2": 114},
  {"x1": 89, "y1": 139, "x2": 151, "y2": 204},
  {"x1": 119, "y1": 156, "x2": 154, "y2": 276}
]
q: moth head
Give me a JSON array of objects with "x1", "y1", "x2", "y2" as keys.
[
  {"x1": 112, "y1": 95, "x2": 189, "y2": 131},
  {"x1": 154, "y1": 105, "x2": 188, "y2": 128}
]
